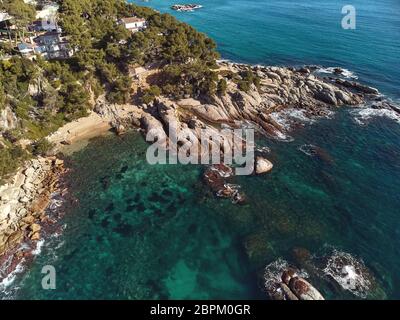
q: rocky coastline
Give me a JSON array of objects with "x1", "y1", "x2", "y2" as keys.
[
  {"x1": 0, "y1": 60, "x2": 397, "y2": 293},
  {"x1": 0, "y1": 156, "x2": 67, "y2": 285},
  {"x1": 131, "y1": 61, "x2": 394, "y2": 202},
  {"x1": 136, "y1": 61, "x2": 383, "y2": 149},
  {"x1": 97, "y1": 60, "x2": 399, "y2": 204}
]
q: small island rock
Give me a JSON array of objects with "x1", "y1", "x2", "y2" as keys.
[{"x1": 255, "y1": 157, "x2": 273, "y2": 174}]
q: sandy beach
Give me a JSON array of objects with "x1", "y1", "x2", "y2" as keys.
[{"x1": 47, "y1": 112, "x2": 113, "y2": 155}]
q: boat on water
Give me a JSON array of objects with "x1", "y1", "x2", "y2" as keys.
[{"x1": 171, "y1": 4, "x2": 203, "y2": 12}]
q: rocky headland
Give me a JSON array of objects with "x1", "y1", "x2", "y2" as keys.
[
  {"x1": 136, "y1": 61, "x2": 383, "y2": 150},
  {"x1": 92, "y1": 61, "x2": 399, "y2": 204},
  {"x1": 122, "y1": 61, "x2": 393, "y2": 201}
]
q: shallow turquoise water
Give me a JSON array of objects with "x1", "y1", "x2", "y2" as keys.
[
  {"x1": 14, "y1": 133, "x2": 263, "y2": 299},
  {"x1": 3, "y1": 0, "x2": 400, "y2": 299},
  {"x1": 12, "y1": 109, "x2": 400, "y2": 299}
]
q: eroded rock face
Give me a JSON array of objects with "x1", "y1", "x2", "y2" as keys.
[
  {"x1": 0, "y1": 106, "x2": 18, "y2": 131},
  {"x1": 0, "y1": 157, "x2": 66, "y2": 257}
]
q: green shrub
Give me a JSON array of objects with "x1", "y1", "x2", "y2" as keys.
[
  {"x1": 217, "y1": 78, "x2": 227, "y2": 95},
  {"x1": 140, "y1": 85, "x2": 161, "y2": 104},
  {"x1": 0, "y1": 145, "x2": 30, "y2": 183},
  {"x1": 238, "y1": 80, "x2": 251, "y2": 92},
  {"x1": 31, "y1": 138, "x2": 55, "y2": 156}
]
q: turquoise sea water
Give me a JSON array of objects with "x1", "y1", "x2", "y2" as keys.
[{"x1": 2, "y1": 0, "x2": 400, "y2": 299}]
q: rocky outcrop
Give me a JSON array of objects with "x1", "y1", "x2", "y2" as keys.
[
  {"x1": 255, "y1": 157, "x2": 273, "y2": 174},
  {"x1": 0, "y1": 106, "x2": 18, "y2": 131},
  {"x1": 334, "y1": 79, "x2": 379, "y2": 95},
  {"x1": 137, "y1": 62, "x2": 377, "y2": 149},
  {"x1": 264, "y1": 263, "x2": 325, "y2": 300},
  {"x1": 132, "y1": 61, "x2": 384, "y2": 201},
  {"x1": 287, "y1": 276, "x2": 325, "y2": 300},
  {"x1": 94, "y1": 95, "x2": 144, "y2": 129},
  {"x1": 0, "y1": 157, "x2": 66, "y2": 257},
  {"x1": 203, "y1": 164, "x2": 246, "y2": 204},
  {"x1": 171, "y1": 4, "x2": 203, "y2": 12}
]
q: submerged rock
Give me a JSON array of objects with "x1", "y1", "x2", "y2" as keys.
[{"x1": 203, "y1": 164, "x2": 246, "y2": 204}]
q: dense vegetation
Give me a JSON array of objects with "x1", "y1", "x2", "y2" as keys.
[
  {"x1": 0, "y1": 0, "x2": 36, "y2": 44},
  {"x1": 0, "y1": 0, "x2": 259, "y2": 180},
  {"x1": 57, "y1": 0, "x2": 220, "y2": 102},
  {"x1": 0, "y1": 0, "x2": 221, "y2": 179}
]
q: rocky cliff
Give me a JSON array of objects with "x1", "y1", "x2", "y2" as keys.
[{"x1": 0, "y1": 157, "x2": 66, "y2": 260}]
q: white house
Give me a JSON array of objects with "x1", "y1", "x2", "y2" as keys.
[
  {"x1": 31, "y1": 19, "x2": 61, "y2": 32},
  {"x1": 119, "y1": 17, "x2": 147, "y2": 33},
  {"x1": 0, "y1": 12, "x2": 12, "y2": 23},
  {"x1": 34, "y1": 32, "x2": 72, "y2": 59}
]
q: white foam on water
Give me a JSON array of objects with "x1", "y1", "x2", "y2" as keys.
[
  {"x1": 286, "y1": 109, "x2": 315, "y2": 123},
  {"x1": 267, "y1": 111, "x2": 294, "y2": 141},
  {"x1": 0, "y1": 261, "x2": 25, "y2": 299},
  {"x1": 342, "y1": 265, "x2": 357, "y2": 280},
  {"x1": 269, "y1": 107, "x2": 333, "y2": 142},
  {"x1": 256, "y1": 146, "x2": 271, "y2": 154},
  {"x1": 0, "y1": 263, "x2": 24, "y2": 287},
  {"x1": 270, "y1": 107, "x2": 330, "y2": 129},
  {"x1": 317, "y1": 67, "x2": 358, "y2": 80},
  {"x1": 49, "y1": 198, "x2": 63, "y2": 211},
  {"x1": 322, "y1": 250, "x2": 372, "y2": 298},
  {"x1": 269, "y1": 112, "x2": 291, "y2": 131},
  {"x1": 225, "y1": 183, "x2": 241, "y2": 190},
  {"x1": 32, "y1": 239, "x2": 45, "y2": 256},
  {"x1": 263, "y1": 258, "x2": 309, "y2": 295},
  {"x1": 210, "y1": 165, "x2": 233, "y2": 178},
  {"x1": 351, "y1": 107, "x2": 400, "y2": 125},
  {"x1": 263, "y1": 258, "x2": 290, "y2": 293}
]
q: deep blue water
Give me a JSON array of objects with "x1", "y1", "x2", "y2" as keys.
[{"x1": 1, "y1": 0, "x2": 400, "y2": 299}]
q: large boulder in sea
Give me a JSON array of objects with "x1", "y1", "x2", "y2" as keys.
[
  {"x1": 264, "y1": 259, "x2": 325, "y2": 300},
  {"x1": 255, "y1": 156, "x2": 273, "y2": 174},
  {"x1": 288, "y1": 276, "x2": 325, "y2": 300}
]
